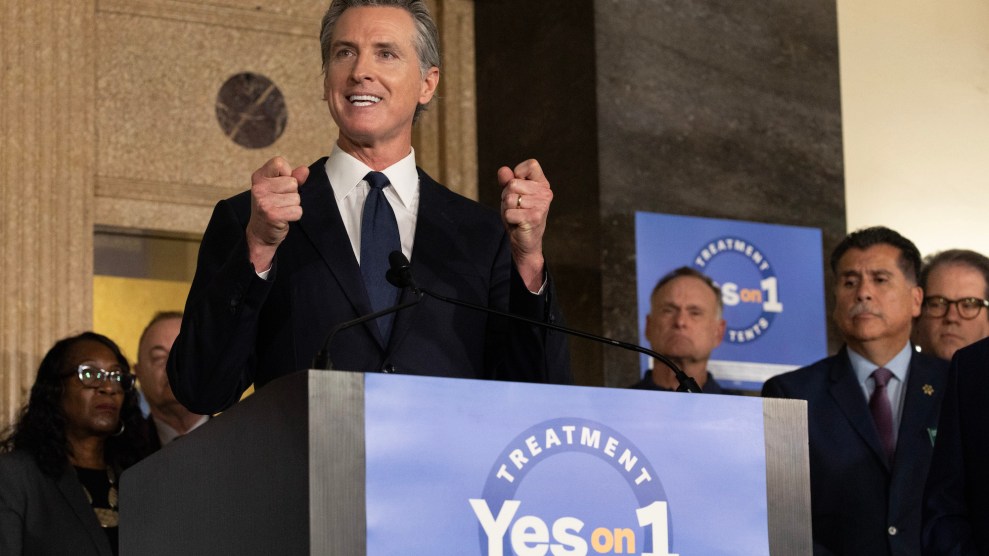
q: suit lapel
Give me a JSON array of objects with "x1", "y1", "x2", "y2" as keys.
[
  {"x1": 296, "y1": 159, "x2": 381, "y2": 344},
  {"x1": 385, "y1": 170, "x2": 459, "y2": 352},
  {"x1": 886, "y1": 352, "x2": 946, "y2": 518},
  {"x1": 829, "y1": 348, "x2": 890, "y2": 469},
  {"x1": 55, "y1": 466, "x2": 112, "y2": 555},
  {"x1": 895, "y1": 354, "x2": 940, "y2": 461}
]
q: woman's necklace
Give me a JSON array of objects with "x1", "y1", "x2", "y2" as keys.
[{"x1": 81, "y1": 466, "x2": 118, "y2": 528}]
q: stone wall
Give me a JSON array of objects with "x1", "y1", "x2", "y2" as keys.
[{"x1": 477, "y1": 0, "x2": 845, "y2": 386}]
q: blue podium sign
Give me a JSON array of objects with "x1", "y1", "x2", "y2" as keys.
[
  {"x1": 365, "y1": 374, "x2": 770, "y2": 555},
  {"x1": 635, "y1": 212, "x2": 827, "y2": 390}
]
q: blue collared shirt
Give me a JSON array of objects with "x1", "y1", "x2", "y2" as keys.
[{"x1": 847, "y1": 342, "x2": 913, "y2": 442}]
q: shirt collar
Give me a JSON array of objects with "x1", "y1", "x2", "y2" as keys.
[
  {"x1": 152, "y1": 414, "x2": 209, "y2": 446},
  {"x1": 324, "y1": 144, "x2": 419, "y2": 208},
  {"x1": 847, "y1": 342, "x2": 913, "y2": 384}
]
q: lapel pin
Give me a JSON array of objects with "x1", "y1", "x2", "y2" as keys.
[{"x1": 923, "y1": 384, "x2": 934, "y2": 396}]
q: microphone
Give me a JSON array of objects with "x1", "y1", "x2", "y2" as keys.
[
  {"x1": 385, "y1": 251, "x2": 702, "y2": 393},
  {"x1": 386, "y1": 251, "x2": 419, "y2": 294},
  {"x1": 311, "y1": 257, "x2": 423, "y2": 370}
]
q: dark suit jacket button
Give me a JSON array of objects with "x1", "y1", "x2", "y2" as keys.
[{"x1": 887, "y1": 526, "x2": 897, "y2": 536}]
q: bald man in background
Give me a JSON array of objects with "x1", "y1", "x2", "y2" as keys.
[
  {"x1": 134, "y1": 312, "x2": 208, "y2": 451},
  {"x1": 631, "y1": 267, "x2": 726, "y2": 393}
]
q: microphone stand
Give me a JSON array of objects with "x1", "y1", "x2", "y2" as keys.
[
  {"x1": 415, "y1": 286, "x2": 701, "y2": 393},
  {"x1": 311, "y1": 294, "x2": 422, "y2": 370},
  {"x1": 323, "y1": 251, "x2": 701, "y2": 393}
]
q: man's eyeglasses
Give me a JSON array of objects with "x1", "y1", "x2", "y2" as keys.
[
  {"x1": 64, "y1": 364, "x2": 135, "y2": 391},
  {"x1": 921, "y1": 296, "x2": 989, "y2": 320}
]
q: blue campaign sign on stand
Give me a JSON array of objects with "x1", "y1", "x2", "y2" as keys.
[
  {"x1": 364, "y1": 373, "x2": 770, "y2": 555},
  {"x1": 635, "y1": 212, "x2": 827, "y2": 390}
]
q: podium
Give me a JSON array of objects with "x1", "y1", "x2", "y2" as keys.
[{"x1": 121, "y1": 370, "x2": 811, "y2": 555}]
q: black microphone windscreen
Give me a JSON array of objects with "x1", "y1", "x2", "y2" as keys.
[
  {"x1": 386, "y1": 269, "x2": 404, "y2": 288},
  {"x1": 386, "y1": 251, "x2": 411, "y2": 288},
  {"x1": 389, "y1": 250, "x2": 409, "y2": 271}
]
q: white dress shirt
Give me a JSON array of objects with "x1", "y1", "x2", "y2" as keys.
[
  {"x1": 324, "y1": 144, "x2": 419, "y2": 263},
  {"x1": 257, "y1": 145, "x2": 418, "y2": 279},
  {"x1": 153, "y1": 414, "x2": 209, "y2": 446},
  {"x1": 258, "y1": 146, "x2": 545, "y2": 293}
]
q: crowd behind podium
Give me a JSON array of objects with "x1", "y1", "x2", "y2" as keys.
[
  {"x1": 3, "y1": 0, "x2": 989, "y2": 555},
  {"x1": 5, "y1": 232, "x2": 987, "y2": 555}
]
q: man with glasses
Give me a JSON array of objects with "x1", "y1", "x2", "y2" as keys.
[
  {"x1": 919, "y1": 252, "x2": 989, "y2": 553},
  {"x1": 913, "y1": 249, "x2": 989, "y2": 361},
  {"x1": 923, "y1": 335, "x2": 989, "y2": 553}
]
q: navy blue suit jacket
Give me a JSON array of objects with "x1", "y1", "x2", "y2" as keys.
[
  {"x1": 762, "y1": 346, "x2": 947, "y2": 556},
  {"x1": 922, "y1": 337, "x2": 989, "y2": 555},
  {"x1": 168, "y1": 159, "x2": 571, "y2": 414}
]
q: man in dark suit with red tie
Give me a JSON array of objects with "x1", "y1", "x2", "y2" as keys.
[
  {"x1": 762, "y1": 226, "x2": 947, "y2": 555},
  {"x1": 167, "y1": 0, "x2": 571, "y2": 415}
]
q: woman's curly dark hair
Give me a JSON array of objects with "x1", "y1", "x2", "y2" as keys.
[{"x1": 0, "y1": 331, "x2": 149, "y2": 477}]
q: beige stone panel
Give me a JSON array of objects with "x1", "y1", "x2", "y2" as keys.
[
  {"x1": 95, "y1": 196, "x2": 214, "y2": 238},
  {"x1": 98, "y1": 0, "x2": 325, "y2": 35},
  {"x1": 200, "y1": 0, "x2": 327, "y2": 20},
  {"x1": 415, "y1": 0, "x2": 477, "y2": 198},
  {"x1": 1, "y1": 0, "x2": 95, "y2": 423},
  {"x1": 96, "y1": 11, "x2": 334, "y2": 206},
  {"x1": 96, "y1": 175, "x2": 237, "y2": 208}
]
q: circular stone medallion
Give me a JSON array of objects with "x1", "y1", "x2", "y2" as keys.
[{"x1": 215, "y1": 72, "x2": 287, "y2": 149}]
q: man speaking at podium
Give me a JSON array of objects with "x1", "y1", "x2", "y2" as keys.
[{"x1": 168, "y1": 0, "x2": 571, "y2": 415}]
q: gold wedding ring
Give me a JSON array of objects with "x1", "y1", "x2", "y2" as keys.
[{"x1": 516, "y1": 194, "x2": 522, "y2": 209}]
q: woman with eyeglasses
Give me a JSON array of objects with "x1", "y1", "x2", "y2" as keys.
[{"x1": 0, "y1": 331, "x2": 149, "y2": 556}]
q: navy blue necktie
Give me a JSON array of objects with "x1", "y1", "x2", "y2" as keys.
[{"x1": 360, "y1": 171, "x2": 401, "y2": 343}]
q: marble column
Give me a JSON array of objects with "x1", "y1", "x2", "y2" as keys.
[
  {"x1": 476, "y1": 0, "x2": 603, "y2": 387},
  {"x1": 1, "y1": 0, "x2": 96, "y2": 422}
]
